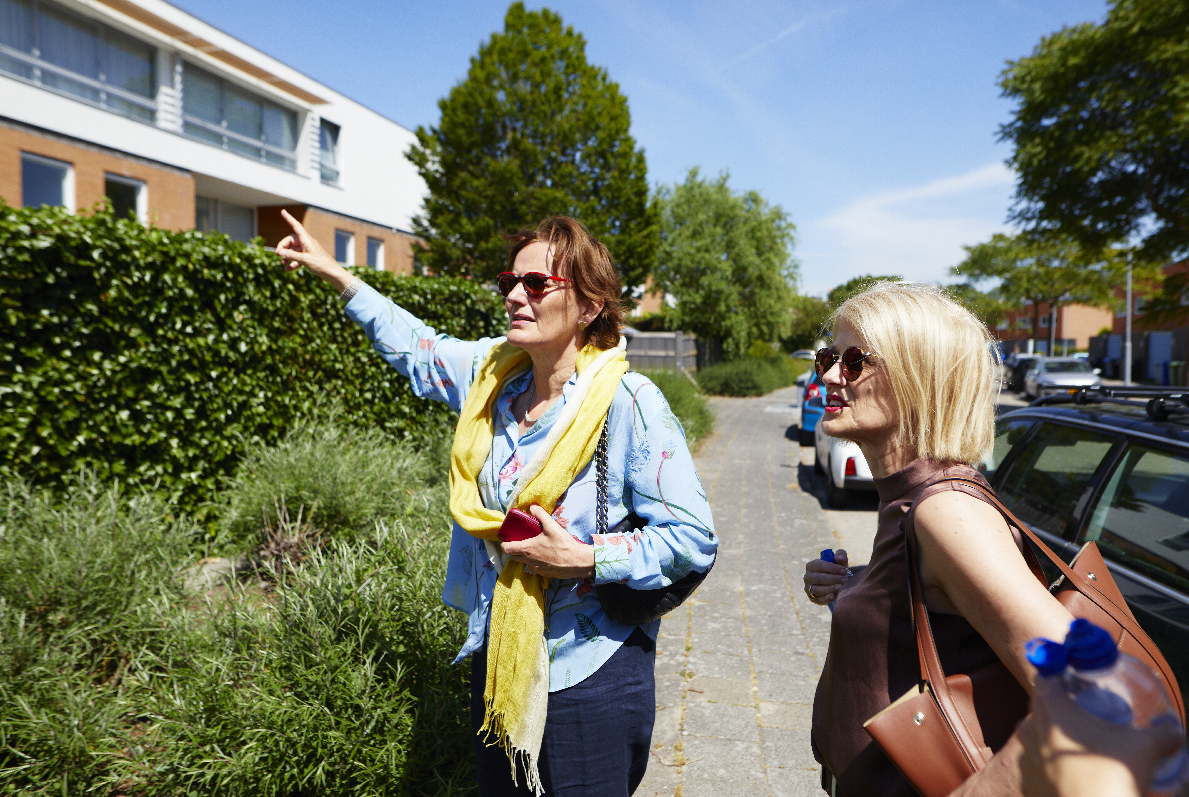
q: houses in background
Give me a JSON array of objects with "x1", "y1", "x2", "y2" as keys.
[
  {"x1": 991, "y1": 302, "x2": 1113, "y2": 358},
  {"x1": 1088, "y1": 260, "x2": 1189, "y2": 385},
  {"x1": 1, "y1": 0, "x2": 425, "y2": 272}
]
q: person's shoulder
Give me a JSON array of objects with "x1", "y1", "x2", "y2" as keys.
[{"x1": 614, "y1": 371, "x2": 667, "y2": 411}]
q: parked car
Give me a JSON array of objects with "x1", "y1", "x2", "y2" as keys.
[
  {"x1": 1008, "y1": 355, "x2": 1041, "y2": 392},
  {"x1": 814, "y1": 420, "x2": 877, "y2": 507},
  {"x1": 798, "y1": 370, "x2": 824, "y2": 445},
  {"x1": 790, "y1": 349, "x2": 816, "y2": 361},
  {"x1": 1022, "y1": 357, "x2": 1103, "y2": 399},
  {"x1": 983, "y1": 387, "x2": 1189, "y2": 692}
]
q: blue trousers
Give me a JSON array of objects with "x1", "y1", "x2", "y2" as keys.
[{"x1": 471, "y1": 628, "x2": 656, "y2": 797}]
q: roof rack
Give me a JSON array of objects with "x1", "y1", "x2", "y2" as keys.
[{"x1": 1032, "y1": 385, "x2": 1189, "y2": 421}]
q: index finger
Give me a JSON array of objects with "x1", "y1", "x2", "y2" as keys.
[{"x1": 280, "y1": 209, "x2": 309, "y2": 239}]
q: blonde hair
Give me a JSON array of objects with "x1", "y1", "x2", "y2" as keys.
[{"x1": 831, "y1": 281, "x2": 1000, "y2": 465}]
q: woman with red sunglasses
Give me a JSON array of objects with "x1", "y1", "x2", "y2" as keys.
[
  {"x1": 276, "y1": 212, "x2": 716, "y2": 797},
  {"x1": 801, "y1": 281, "x2": 1073, "y2": 796}
]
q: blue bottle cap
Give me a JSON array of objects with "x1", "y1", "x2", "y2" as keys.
[
  {"x1": 820, "y1": 549, "x2": 835, "y2": 563},
  {"x1": 1025, "y1": 638, "x2": 1068, "y2": 677},
  {"x1": 1065, "y1": 619, "x2": 1119, "y2": 671}
]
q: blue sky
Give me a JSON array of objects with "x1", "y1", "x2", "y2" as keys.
[{"x1": 174, "y1": 0, "x2": 1108, "y2": 297}]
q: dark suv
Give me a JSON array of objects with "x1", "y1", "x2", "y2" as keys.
[{"x1": 985, "y1": 387, "x2": 1189, "y2": 691}]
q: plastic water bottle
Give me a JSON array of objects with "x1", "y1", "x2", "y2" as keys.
[
  {"x1": 1027, "y1": 619, "x2": 1189, "y2": 794},
  {"x1": 820, "y1": 549, "x2": 836, "y2": 611}
]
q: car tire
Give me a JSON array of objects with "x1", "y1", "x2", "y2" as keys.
[
  {"x1": 799, "y1": 427, "x2": 814, "y2": 446},
  {"x1": 826, "y1": 459, "x2": 848, "y2": 508},
  {"x1": 814, "y1": 452, "x2": 824, "y2": 475}
]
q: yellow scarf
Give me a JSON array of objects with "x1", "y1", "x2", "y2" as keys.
[{"x1": 449, "y1": 338, "x2": 628, "y2": 793}]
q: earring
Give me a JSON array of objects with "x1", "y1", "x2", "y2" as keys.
[{"x1": 579, "y1": 320, "x2": 588, "y2": 330}]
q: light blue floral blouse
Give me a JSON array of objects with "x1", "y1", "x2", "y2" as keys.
[{"x1": 345, "y1": 283, "x2": 718, "y2": 691}]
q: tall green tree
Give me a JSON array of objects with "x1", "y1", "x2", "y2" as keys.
[
  {"x1": 653, "y1": 169, "x2": 797, "y2": 360},
  {"x1": 952, "y1": 232, "x2": 1125, "y2": 349},
  {"x1": 407, "y1": 2, "x2": 657, "y2": 291},
  {"x1": 1000, "y1": 0, "x2": 1189, "y2": 261}
]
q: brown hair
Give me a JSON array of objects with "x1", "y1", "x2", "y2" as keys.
[{"x1": 505, "y1": 217, "x2": 623, "y2": 350}]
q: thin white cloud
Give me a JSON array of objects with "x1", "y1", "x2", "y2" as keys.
[
  {"x1": 723, "y1": 8, "x2": 846, "y2": 69},
  {"x1": 797, "y1": 162, "x2": 1016, "y2": 296}
]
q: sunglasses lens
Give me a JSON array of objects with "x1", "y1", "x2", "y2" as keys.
[
  {"x1": 815, "y1": 348, "x2": 835, "y2": 376},
  {"x1": 842, "y1": 347, "x2": 866, "y2": 379},
  {"x1": 522, "y1": 274, "x2": 549, "y2": 295},
  {"x1": 817, "y1": 347, "x2": 869, "y2": 379},
  {"x1": 497, "y1": 274, "x2": 517, "y2": 297}
]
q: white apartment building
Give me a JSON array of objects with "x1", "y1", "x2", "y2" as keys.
[{"x1": 0, "y1": 0, "x2": 425, "y2": 272}]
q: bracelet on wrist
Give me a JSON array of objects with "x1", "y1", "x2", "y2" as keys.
[{"x1": 339, "y1": 277, "x2": 364, "y2": 304}]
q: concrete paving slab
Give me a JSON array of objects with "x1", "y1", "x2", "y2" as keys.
[
  {"x1": 634, "y1": 387, "x2": 879, "y2": 797},
  {"x1": 684, "y1": 702, "x2": 761, "y2": 742},
  {"x1": 680, "y1": 737, "x2": 767, "y2": 782}
]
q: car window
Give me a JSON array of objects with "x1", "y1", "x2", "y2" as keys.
[
  {"x1": 981, "y1": 419, "x2": 1034, "y2": 480},
  {"x1": 1044, "y1": 361, "x2": 1091, "y2": 374},
  {"x1": 996, "y1": 422, "x2": 1117, "y2": 540},
  {"x1": 1083, "y1": 445, "x2": 1189, "y2": 594}
]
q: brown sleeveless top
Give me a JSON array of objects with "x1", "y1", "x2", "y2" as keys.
[{"x1": 810, "y1": 458, "x2": 1025, "y2": 797}]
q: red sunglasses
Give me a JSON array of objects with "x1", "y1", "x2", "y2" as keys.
[
  {"x1": 816, "y1": 346, "x2": 877, "y2": 380},
  {"x1": 496, "y1": 271, "x2": 569, "y2": 298}
]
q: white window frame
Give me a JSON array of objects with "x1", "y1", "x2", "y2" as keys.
[
  {"x1": 334, "y1": 229, "x2": 354, "y2": 265},
  {"x1": 319, "y1": 118, "x2": 341, "y2": 185},
  {"x1": 366, "y1": 236, "x2": 384, "y2": 270},
  {"x1": 195, "y1": 195, "x2": 256, "y2": 242},
  {"x1": 20, "y1": 151, "x2": 74, "y2": 211},
  {"x1": 104, "y1": 173, "x2": 147, "y2": 223}
]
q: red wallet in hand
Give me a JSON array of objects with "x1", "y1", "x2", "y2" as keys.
[{"x1": 498, "y1": 508, "x2": 543, "y2": 542}]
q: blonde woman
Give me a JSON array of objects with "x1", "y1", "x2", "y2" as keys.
[{"x1": 802, "y1": 282, "x2": 1074, "y2": 796}]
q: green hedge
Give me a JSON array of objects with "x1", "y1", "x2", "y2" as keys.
[
  {"x1": 639, "y1": 369, "x2": 714, "y2": 448},
  {"x1": 695, "y1": 355, "x2": 803, "y2": 397},
  {"x1": 0, "y1": 204, "x2": 505, "y2": 517}
]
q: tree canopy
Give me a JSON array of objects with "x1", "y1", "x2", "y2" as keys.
[
  {"x1": 407, "y1": 2, "x2": 656, "y2": 290},
  {"x1": 951, "y1": 232, "x2": 1127, "y2": 346},
  {"x1": 652, "y1": 169, "x2": 797, "y2": 360},
  {"x1": 999, "y1": 0, "x2": 1189, "y2": 261}
]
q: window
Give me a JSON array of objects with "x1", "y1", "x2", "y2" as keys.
[
  {"x1": 996, "y1": 319, "x2": 1009, "y2": 331},
  {"x1": 1135, "y1": 297, "x2": 1148, "y2": 314},
  {"x1": 334, "y1": 229, "x2": 353, "y2": 265},
  {"x1": 21, "y1": 151, "x2": 71, "y2": 209},
  {"x1": 1040, "y1": 313, "x2": 1051, "y2": 328},
  {"x1": 182, "y1": 64, "x2": 298, "y2": 171},
  {"x1": 1017, "y1": 317, "x2": 1032, "y2": 330},
  {"x1": 104, "y1": 174, "x2": 144, "y2": 222},
  {"x1": 0, "y1": 0, "x2": 155, "y2": 121},
  {"x1": 319, "y1": 119, "x2": 340, "y2": 184},
  {"x1": 195, "y1": 195, "x2": 255, "y2": 243},
  {"x1": 1084, "y1": 445, "x2": 1189, "y2": 595},
  {"x1": 996, "y1": 422, "x2": 1118, "y2": 541},
  {"x1": 366, "y1": 237, "x2": 383, "y2": 270},
  {"x1": 980, "y1": 419, "x2": 1034, "y2": 481}
]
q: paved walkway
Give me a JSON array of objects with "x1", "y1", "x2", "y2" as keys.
[{"x1": 637, "y1": 386, "x2": 843, "y2": 797}]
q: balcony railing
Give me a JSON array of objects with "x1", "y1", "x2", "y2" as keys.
[
  {"x1": 180, "y1": 114, "x2": 298, "y2": 172},
  {"x1": 0, "y1": 44, "x2": 156, "y2": 123}
]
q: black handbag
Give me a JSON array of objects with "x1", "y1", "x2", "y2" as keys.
[{"x1": 593, "y1": 425, "x2": 713, "y2": 625}]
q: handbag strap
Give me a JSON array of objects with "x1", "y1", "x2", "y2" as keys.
[
  {"x1": 900, "y1": 474, "x2": 1053, "y2": 770},
  {"x1": 595, "y1": 423, "x2": 609, "y2": 535},
  {"x1": 902, "y1": 503, "x2": 992, "y2": 770},
  {"x1": 938, "y1": 476, "x2": 1184, "y2": 721}
]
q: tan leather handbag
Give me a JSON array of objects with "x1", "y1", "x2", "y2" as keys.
[{"x1": 863, "y1": 477, "x2": 1184, "y2": 797}]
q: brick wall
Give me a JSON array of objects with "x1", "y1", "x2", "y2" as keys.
[
  {"x1": 257, "y1": 204, "x2": 421, "y2": 275},
  {"x1": 1, "y1": 119, "x2": 194, "y2": 230}
]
